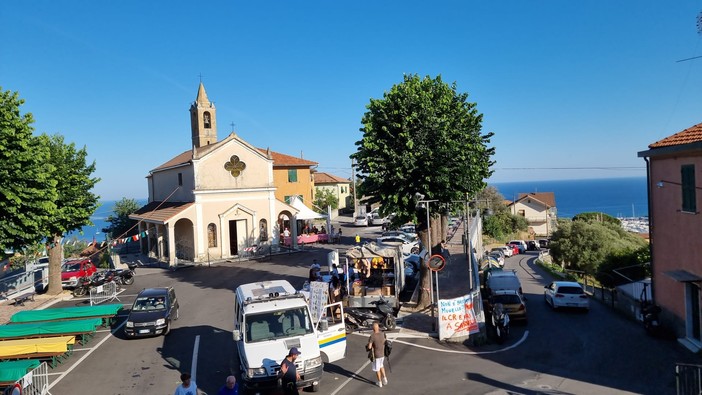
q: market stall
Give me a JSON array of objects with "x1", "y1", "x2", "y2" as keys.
[{"x1": 345, "y1": 242, "x2": 406, "y2": 309}]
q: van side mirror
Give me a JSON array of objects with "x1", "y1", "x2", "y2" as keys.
[
  {"x1": 319, "y1": 319, "x2": 329, "y2": 332},
  {"x1": 233, "y1": 330, "x2": 241, "y2": 342}
]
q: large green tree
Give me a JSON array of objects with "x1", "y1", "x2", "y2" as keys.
[
  {"x1": 351, "y1": 74, "x2": 494, "y2": 307},
  {"x1": 102, "y1": 198, "x2": 140, "y2": 239},
  {"x1": 0, "y1": 89, "x2": 56, "y2": 250},
  {"x1": 41, "y1": 134, "x2": 100, "y2": 294}
]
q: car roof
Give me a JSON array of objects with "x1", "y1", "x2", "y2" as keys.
[
  {"x1": 489, "y1": 271, "x2": 518, "y2": 277},
  {"x1": 553, "y1": 281, "x2": 582, "y2": 287},
  {"x1": 137, "y1": 287, "x2": 170, "y2": 297},
  {"x1": 492, "y1": 289, "x2": 520, "y2": 296}
]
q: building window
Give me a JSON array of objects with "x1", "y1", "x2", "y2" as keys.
[
  {"x1": 288, "y1": 169, "x2": 298, "y2": 183},
  {"x1": 259, "y1": 219, "x2": 268, "y2": 241},
  {"x1": 178, "y1": 173, "x2": 183, "y2": 186},
  {"x1": 682, "y1": 164, "x2": 696, "y2": 213},
  {"x1": 518, "y1": 209, "x2": 525, "y2": 217},
  {"x1": 203, "y1": 112, "x2": 211, "y2": 128},
  {"x1": 207, "y1": 223, "x2": 217, "y2": 248}
]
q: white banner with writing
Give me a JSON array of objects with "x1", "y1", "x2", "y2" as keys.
[
  {"x1": 438, "y1": 293, "x2": 480, "y2": 340},
  {"x1": 309, "y1": 281, "x2": 329, "y2": 323}
]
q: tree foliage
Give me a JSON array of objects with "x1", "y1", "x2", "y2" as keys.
[
  {"x1": 573, "y1": 212, "x2": 621, "y2": 226},
  {"x1": 351, "y1": 74, "x2": 495, "y2": 307},
  {"x1": 550, "y1": 217, "x2": 647, "y2": 276},
  {"x1": 102, "y1": 198, "x2": 140, "y2": 239},
  {"x1": 41, "y1": 134, "x2": 100, "y2": 294},
  {"x1": 0, "y1": 88, "x2": 57, "y2": 250},
  {"x1": 313, "y1": 188, "x2": 339, "y2": 213},
  {"x1": 351, "y1": 74, "x2": 494, "y2": 226}
]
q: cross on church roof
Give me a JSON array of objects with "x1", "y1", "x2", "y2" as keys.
[
  {"x1": 230, "y1": 122, "x2": 236, "y2": 132},
  {"x1": 198, "y1": 73, "x2": 204, "y2": 83}
]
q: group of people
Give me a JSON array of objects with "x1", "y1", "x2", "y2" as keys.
[{"x1": 173, "y1": 373, "x2": 238, "y2": 395}]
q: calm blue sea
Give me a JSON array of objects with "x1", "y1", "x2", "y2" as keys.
[
  {"x1": 66, "y1": 200, "x2": 146, "y2": 242},
  {"x1": 492, "y1": 177, "x2": 648, "y2": 219}
]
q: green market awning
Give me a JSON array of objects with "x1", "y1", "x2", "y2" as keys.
[
  {"x1": 10, "y1": 304, "x2": 122, "y2": 323},
  {"x1": 0, "y1": 359, "x2": 40, "y2": 383},
  {"x1": 0, "y1": 318, "x2": 103, "y2": 339}
]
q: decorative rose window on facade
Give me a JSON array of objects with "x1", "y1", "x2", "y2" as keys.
[{"x1": 224, "y1": 155, "x2": 246, "y2": 177}]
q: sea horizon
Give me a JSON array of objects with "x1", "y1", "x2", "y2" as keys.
[{"x1": 68, "y1": 176, "x2": 648, "y2": 241}]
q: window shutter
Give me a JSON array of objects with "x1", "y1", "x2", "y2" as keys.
[{"x1": 681, "y1": 165, "x2": 696, "y2": 212}]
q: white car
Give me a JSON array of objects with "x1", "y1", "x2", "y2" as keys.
[
  {"x1": 544, "y1": 281, "x2": 589, "y2": 311},
  {"x1": 368, "y1": 213, "x2": 384, "y2": 226},
  {"x1": 354, "y1": 215, "x2": 368, "y2": 226},
  {"x1": 376, "y1": 236, "x2": 421, "y2": 256},
  {"x1": 381, "y1": 230, "x2": 418, "y2": 242},
  {"x1": 495, "y1": 246, "x2": 513, "y2": 257}
]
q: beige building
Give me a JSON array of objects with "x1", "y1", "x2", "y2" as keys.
[
  {"x1": 506, "y1": 192, "x2": 557, "y2": 237},
  {"x1": 313, "y1": 172, "x2": 351, "y2": 211},
  {"x1": 130, "y1": 83, "x2": 300, "y2": 265}
]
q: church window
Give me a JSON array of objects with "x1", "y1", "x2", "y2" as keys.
[
  {"x1": 288, "y1": 169, "x2": 298, "y2": 183},
  {"x1": 224, "y1": 155, "x2": 247, "y2": 178},
  {"x1": 207, "y1": 223, "x2": 217, "y2": 247},
  {"x1": 259, "y1": 219, "x2": 268, "y2": 241},
  {"x1": 204, "y1": 112, "x2": 212, "y2": 128}
]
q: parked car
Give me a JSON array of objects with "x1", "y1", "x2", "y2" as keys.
[
  {"x1": 507, "y1": 240, "x2": 526, "y2": 255},
  {"x1": 506, "y1": 244, "x2": 520, "y2": 255},
  {"x1": 544, "y1": 281, "x2": 589, "y2": 311},
  {"x1": 487, "y1": 289, "x2": 527, "y2": 322},
  {"x1": 354, "y1": 215, "x2": 369, "y2": 226},
  {"x1": 376, "y1": 236, "x2": 421, "y2": 256},
  {"x1": 381, "y1": 230, "x2": 418, "y2": 242},
  {"x1": 485, "y1": 270, "x2": 523, "y2": 296},
  {"x1": 404, "y1": 254, "x2": 421, "y2": 277},
  {"x1": 61, "y1": 259, "x2": 97, "y2": 288},
  {"x1": 488, "y1": 252, "x2": 505, "y2": 267},
  {"x1": 368, "y1": 213, "x2": 384, "y2": 226},
  {"x1": 124, "y1": 287, "x2": 179, "y2": 338},
  {"x1": 527, "y1": 240, "x2": 540, "y2": 251},
  {"x1": 538, "y1": 239, "x2": 550, "y2": 248},
  {"x1": 490, "y1": 248, "x2": 506, "y2": 259},
  {"x1": 494, "y1": 246, "x2": 513, "y2": 258},
  {"x1": 399, "y1": 224, "x2": 417, "y2": 236}
]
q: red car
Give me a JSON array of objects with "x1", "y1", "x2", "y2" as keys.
[
  {"x1": 61, "y1": 258, "x2": 97, "y2": 288},
  {"x1": 506, "y1": 244, "x2": 520, "y2": 255}
]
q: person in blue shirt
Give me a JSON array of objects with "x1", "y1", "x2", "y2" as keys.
[
  {"x1": 280, "y1": 347, "x2": 301, "y2": 395},
  {"x1": 217, "y1": 375, "x2": 239, "y2": 395}
]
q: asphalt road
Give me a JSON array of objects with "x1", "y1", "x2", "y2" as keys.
[{"x1": 40, "y1": 222, "x2": 696, "y2": 395}]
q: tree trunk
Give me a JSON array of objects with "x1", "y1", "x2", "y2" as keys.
[
  {"x1": 47, "y1": 235, "x2": 63, "y2": 295},
  {"x1": 417, "y1": 212, "x2": 443, "y2": 310}
]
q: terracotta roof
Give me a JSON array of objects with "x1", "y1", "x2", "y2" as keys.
[
  {"x1": 152, "y1": 150, "x2": 192, "y2": 172},
  {"x1": 516, "y1": 192, "x2": 556, "y2": 208},
  {"x1": 257, "y1": 148, "x2": 318, "y2": 167},
  {"x1": 649, "y1": 122, "x2": 702, "y2": 148},
  {"x1": 129, "y1": 201, "x2": 194, "y2": 224},
  {"x1": 314, "y1": 172, "x2": 350, "y2": 184}
]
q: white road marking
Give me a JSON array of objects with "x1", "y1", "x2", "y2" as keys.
[
  {"x1": 191, "y1": 335, "x2": 201, "y2": 382},
  {"x1": 389, "y1": 331, "x2": 529, "y2": 355},
  {"x1": 47, "y1": 320, "x2": 126, "y2": 390},
  {"x1": 329, "y1": 359, "x2": 371, "y2": 395}
]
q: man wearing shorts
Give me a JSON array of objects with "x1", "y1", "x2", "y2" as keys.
[{"x1": 367, "y1": 323, "x2": 388, "y2": 387}]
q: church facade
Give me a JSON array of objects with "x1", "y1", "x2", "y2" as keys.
[{"x1": 129, "y1": 83, "x2": 299, "y2": 265}]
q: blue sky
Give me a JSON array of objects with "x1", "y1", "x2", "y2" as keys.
[{"x1": 3, "y1": 1, "x2": 702, "y2": 200}]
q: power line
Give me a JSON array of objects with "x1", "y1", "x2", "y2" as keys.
[{"x1": 493, "y1": 166, "x2": 644, "y2": 171}]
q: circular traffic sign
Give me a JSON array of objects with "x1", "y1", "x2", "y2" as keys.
[{"x1": 427, "y1": 254, "x2": 446, "y2": 271}]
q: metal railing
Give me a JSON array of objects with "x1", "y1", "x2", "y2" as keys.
[
  {"x1": 676, "y1": 363, "x2": 702, "y2": 395},
  {"x1": 3, "y1": 361, "x2": 51, "y2": 395},
  {"x1": 89, "y1": 281, "x2": 120, "y2": 306}
]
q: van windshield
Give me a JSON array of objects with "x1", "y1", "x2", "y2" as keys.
[{"x1": 244, "y1": 307, "x2": 314, "y2": 343}]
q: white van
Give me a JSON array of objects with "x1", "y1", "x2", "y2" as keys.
[{"x1": 233, "y1": 280, "x2": 346, "y2": 393}]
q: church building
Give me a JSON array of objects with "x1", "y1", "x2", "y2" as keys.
[{"x1": 129, "y1": 83, "x2": 299, "y2": 265}]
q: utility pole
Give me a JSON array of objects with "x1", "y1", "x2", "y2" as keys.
[{"x1": 351, "y1": 159, "x2": 357, "y2": 218}]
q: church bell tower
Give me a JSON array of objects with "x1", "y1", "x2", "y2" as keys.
[{"x1": 190, "y1": 82, "x2": 217, "y2": 148}]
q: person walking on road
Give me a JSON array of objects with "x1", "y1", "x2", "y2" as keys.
[
  {"x1": 355, "y1": 234, "x2": 361, "y2": 245},
  {"x1": 280, "y1": 347, "x2": 301, "y2": 395},
  {"x1": 217, "y1": 375, "x2": 239, "y2": 395},
  {"x1": 367, "y1": 323, "x2": 388, "y2": 388},
  {"x1": 174, "y1": 372, "x2": 198, "y2": 395}
]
